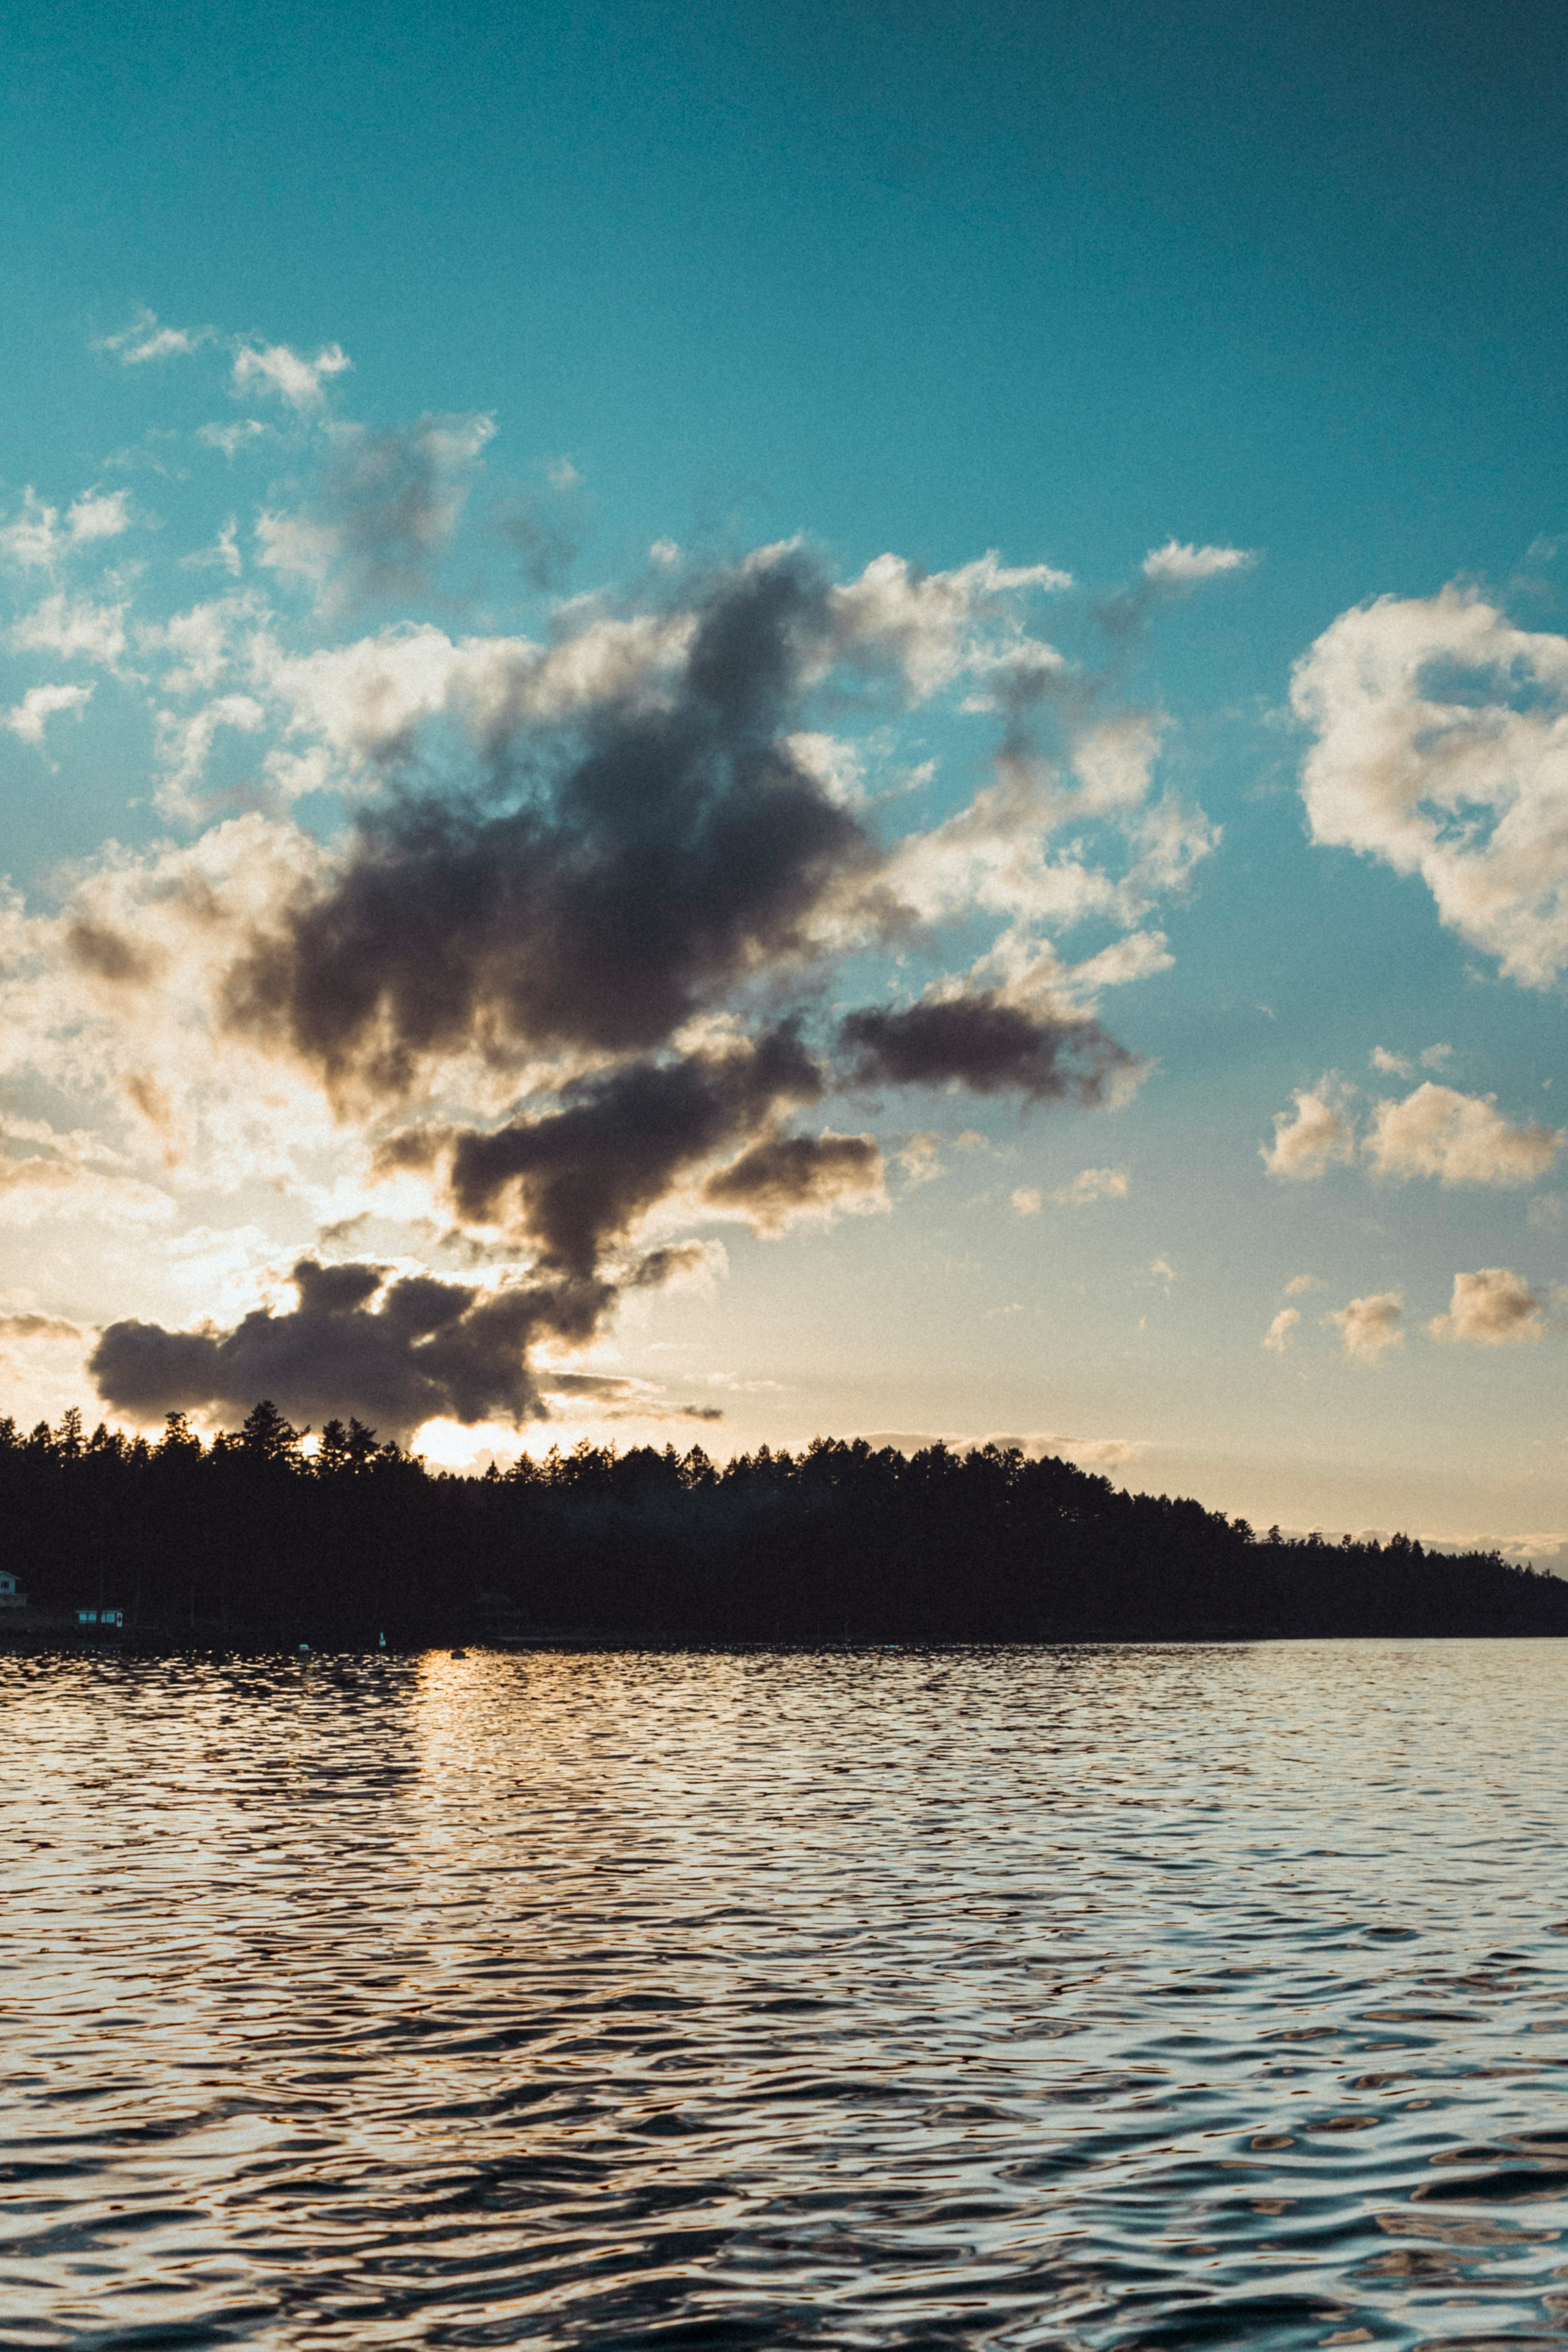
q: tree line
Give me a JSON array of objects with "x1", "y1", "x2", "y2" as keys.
[{"x1": 2, "y1": 1400, "x2": 1563, "y2": 1645}]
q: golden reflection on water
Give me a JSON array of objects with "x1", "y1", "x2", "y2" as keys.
[{"x1": 7, "y1": 1640, "x2": 1568, "y2": 2348}]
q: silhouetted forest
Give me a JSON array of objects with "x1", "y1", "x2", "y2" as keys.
[{"x1": 2, "y1": 1400, "x2": 1563, "y2": 1646}]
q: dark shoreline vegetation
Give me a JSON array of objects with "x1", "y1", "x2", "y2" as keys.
[{"x1": 0, "y1": 1401, "x2": 1562, "y2": 1646}]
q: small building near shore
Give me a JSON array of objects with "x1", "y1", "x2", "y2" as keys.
[
  {"x1": 76, "y1": 1606, "x2": 124, "y2": 1628},
  {"x1": 0, "y1": 1571, "x2": 24, "y2": 1609}
]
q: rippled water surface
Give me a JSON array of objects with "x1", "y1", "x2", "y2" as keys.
[{"x1": 7, "y1": 1642, "x2": 1568, "y2": 2349}]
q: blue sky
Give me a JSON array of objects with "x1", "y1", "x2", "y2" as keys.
[{"x1": 0, "y1": 0, "x2": 1565, "y2": 1554}]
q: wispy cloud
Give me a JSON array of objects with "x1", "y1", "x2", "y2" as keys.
[{"x1": 98, "y1": 309, "x2": 214, "y2": 365}]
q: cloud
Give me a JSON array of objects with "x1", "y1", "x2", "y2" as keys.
[
  {"x1": 854, "y1": 1430, "x2": 1144, "y2": 1469},
  {"x1": 1363, "y1": 1083, "x2": 1562, "y2": 1187},
  {"x1": 1283, "y1": 1272, "x2": 1321, "y2": 1295},
  {"x1": 89, "y1": 1256, "x2": 608, "y2": 1443},
  {"x1": 701, "y1": 1131, "x2": 886, "y2": 1232},
  {"x1": 0, "y1": 493, "x2": 62, "y2": 570},
  {"x1": 99, "y1": 309, "x2": 213, "y2": 365},
  {"x1": 254, "y1": 509, "x2": 342, "y2": 592},
  {"x1": 389, "y1": 1028, "x2": 825, "y2": 1273},
  {"x1": 1427, "y1": 1267, "x2": 1547, "y2": 1347},
  {"x1": 0, "y1": 488, "x2": 131, "y2": 569},
  {"x1": 1265, "y1": 1076, "x2": 1557, "y2": 1189},
  {"x1": 881, "y1": 718, "x2": 1216, "y2": 945},
  {"x1": 0, "y1": 1156, "x2": 175, "y2": 1229},
  {"x1": 153, "y1": 694, "x2": 267, "y2": 817},
  {"x1": 279, "y1": 412, "x2": 496, "y2": 609},
  {"x1": 1292, "y1": 585, "x2": 1568, "y2": 988},
  {"x1": 1370, "y1": 1046, "x2": 1413, "y2": 1077},
  {"x1": 1141, "y1": 541, "x2": 1257, "y2": 587},
  {"x1": 198, "y1": 420, "x2": 274, "y2": 460},
  {"x1": 499, "y1": 488, "x2": 581, "y2": 593},
  {"x1": 1051, "y1": 1164, "x2": 1129, "y2": 1206},
  {"x1": 0, "y1": 523, "x2": 1194, "y2": 1424},
  {"x1": 180, "y1": 521, "x2": 242, "y2": 578},
  {"x1": 248, "y1": 610, "x2": 690, "y2": 785},
  {"x1": 4, "y1": 683, "x2": 93, "y2": 746},
  {"x1": 11, "y1": 593, "x2": 128, "y2": 667},
  {"x1": 231, "y1": 339, "x2": 352, "y2": 412},
  {"x1": 894, "y1": 1131, "x2": 946, "y2": 1187},
  {"x1": 1261, "y1": 1084, "x2": 1355, "y2": 1179},
  {"x1": 1263, "y1": 1307, "x2": 1300, "y2": 1353},
  {"x1": 1011, "y1": 1186, "x2": 1041, "y2": 1215},
  {"x1": 0, "y1": 1312, "x2": 83, "y2": 1342},
  {"x1": 1047, "y1": 1434, "x2": 1143, "y2": 1468},
  {"x1": 218, "y1": 556, "x2": 893, "y2": 1098},
  {"x1": 839, "y1": 993, "x2": 1142, "y2": 1103},
  {"x1": 827, "y1": 549, "x2": 1071, "y2": 697},
  {"x1": 67, "y1": 490, "x2": 131, "y2": 547},
  {"x1": 1327, "y1": 1291, "x2": 1403, "y2": 1364},
  {"x1": 990, "y1": 1430, "x2": 1146, "y2": 1467}
]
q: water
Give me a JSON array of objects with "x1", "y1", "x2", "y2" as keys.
[{"x1": 4, "y1": 1643, "x2": 1568, "y2": 2350}]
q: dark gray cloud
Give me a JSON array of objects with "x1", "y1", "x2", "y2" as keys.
[
  {"x1": 624, "y1": 1242, "x2": 713, "y2": 1290},
  {"x1": 96, "y1": 547, "x2": 1148, "y2": 1437},
  {"x1": 222, "y1": 550, "x2": 875, "y2": 1101},
  {"x1": 701, "y1": 1131, "x2": 883, "y2": 1230},
  {"x1": 89, "y1": 1256, "x2": 610, "y2": 1443},
  {"x1": 384, "y1": 1026, "x2": 822, "y2": 1273},
  {"x1": 838, "y1": 992, "x2": 1140, "y2": 1102}
]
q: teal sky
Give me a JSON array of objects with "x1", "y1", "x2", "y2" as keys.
[{"x1": 1, "y1": 0, "x2": 1566, "y2": 1556}]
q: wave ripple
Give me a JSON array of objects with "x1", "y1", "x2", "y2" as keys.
[{"x1": 4, "y1": 1640, "x2": 1568, "y2": 2348}]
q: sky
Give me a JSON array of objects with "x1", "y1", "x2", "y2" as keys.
[{"x1": 0, "y1": 0, "x2": 1566, "y2": 1555}]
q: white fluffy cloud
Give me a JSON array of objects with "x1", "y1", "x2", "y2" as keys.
[
  {"x1": 1141, "y1": 541, "x2": 1256, "y2": 586},
  {"x1": 1052, "y1": 1165, "x2": 1129, "y2": 1206},
  {"x1": 1428, "y1": 1267, "x2": 1547, "y2": 1347},
  {"x1": 0, "y1": 488, "x2": 131, "y2": 569},
  {"x1": 1261, "y1": 1085, "x2": 1355, "y2": 1179},
  {"x1": 67, "y1": 491, "x2": 131, "y2": 547},
  {"x1": 254, "y1": 509, "x2": 340, "y2": 590},
  {"x1": 828, "y1": 549, "x2": 1071, "y2": 697},
  {"x1": 232, "y1": 339, "x2": 352, "y2": 411},
  {"x1": 1327, "y1": 1291, "x2": 1403, "y2": 1364},
  {"x1": 1293, "y1": 585, "x2": 1568, "y2": 988},
  {"x1": 1364, "y1": 1083, "x2": 1561, "y2": 1187},
  {"x1": 4, "y1": 683, "x2": 93, "y2": 746},
  {"x1": 10, "y1": 592, "x2": 128, "y2": 667},
  {"x1": 1264, "y1": 1076, "x2": 1560, "y2": 1188}
]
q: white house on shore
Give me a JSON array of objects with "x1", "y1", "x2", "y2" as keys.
[{"x1": 0, "y1": 1571, "x2": 24, "y2": 1609}]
